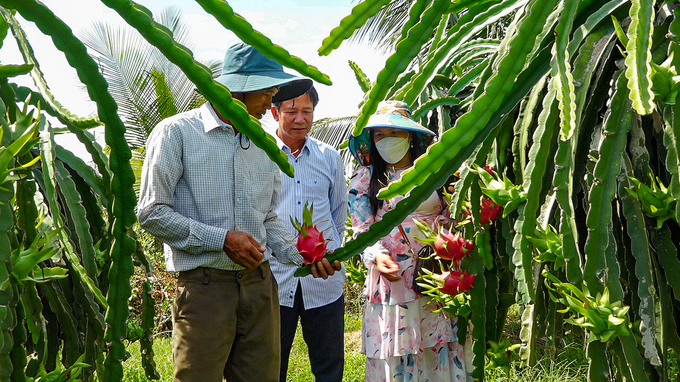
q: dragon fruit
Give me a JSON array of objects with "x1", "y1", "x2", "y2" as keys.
[
  {"x1": 462, "y1": 197, "x2": 501, "y2": 226},
  {"x1": 480, "y1": 197, "x2": 501, "y2": 226},
  {"x1": 439, "y1": 270, "x2": 476, "y2": 296},
  {"x1": 433, "y1": 231, "x2": 474, "y2": 262},
  {"x1": 290, "y1": 202, "x2": 329, "y2": 264},
  {"x1": 413, "y1": 220, "x2": 473, "y2": 263}
]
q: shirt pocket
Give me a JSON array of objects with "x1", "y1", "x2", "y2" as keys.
[{"x1": 250, "y1": 172, "x2": 276, "y2": 214}]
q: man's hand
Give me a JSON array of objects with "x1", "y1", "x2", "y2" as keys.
[
  {"x1": 375, "y1": 253, "x2": 402, "y2": 282},
  {"x1": 223, "y1": 231, "x2": 265, "y2": 269},
  {"x1": 310, "y1": 258, "x2": 342, "y2": 280}
]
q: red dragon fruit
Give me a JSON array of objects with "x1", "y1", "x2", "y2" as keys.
[
  {"x1": 290, "y1": 202, "x2": 329, "y2": 264},
  {"x1": 433, "y1": 231, "x2": 474, "y2": 262},
  {"x1": 462, "y1": 197, "x2": 501, "y2": 226},
  {"x1": 439, "y1": 270, "x2": 476, "y2": 296},
  {"x1": 413, "y1": 220, "x2": 473, "y2": 263},
  {"x1": 480, "y1": 197, "x2": 501, "y2": 226}
]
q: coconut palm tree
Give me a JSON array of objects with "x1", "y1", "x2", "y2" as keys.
[{"x1": 78, "y1": 6, "x2": 220, "y2": 189}]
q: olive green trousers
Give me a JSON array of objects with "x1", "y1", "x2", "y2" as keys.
[{"x1": 172, "y1": 262, "x2": 280, "y2": 382}]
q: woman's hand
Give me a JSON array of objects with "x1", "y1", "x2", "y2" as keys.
[{"x1": 375, "y1": 253, "x2": 402, "y2": 282}]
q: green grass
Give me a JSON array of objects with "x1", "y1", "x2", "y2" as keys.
[
  {"x1": 121, "y1": 310, "x2": 592, "y2": 382},
  {"x1": 121, "y1": 314, "x2": 366, "y2": 382},
  {"x1": 122, "y1": 334, "x2": 173, "y2": 382},
  {"x1": 284, "y1": 317, "x2": 365, "y2": 382}
]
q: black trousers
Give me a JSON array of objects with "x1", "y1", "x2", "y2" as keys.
[{"x1": 279, "y1": 283, "x2": 344, "y2": 382}]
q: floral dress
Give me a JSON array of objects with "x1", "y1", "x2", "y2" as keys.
[{"x1": 349, "y1": 166, "x2": 469, "y2": 382}]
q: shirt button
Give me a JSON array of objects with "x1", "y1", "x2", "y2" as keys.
[
  {"x1": 238, "y1": 274, "x2": 243, "y2": 279},
  {"x1": 298, "y1": 201, "x2": 301, "y2": 205},
  {"x1": 297, "y1": 180, "x2": 300, "y2": 184}
]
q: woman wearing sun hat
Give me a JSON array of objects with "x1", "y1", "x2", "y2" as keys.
[{"x1": 348, "y1": 100, "x2": 468, "y2": 381}]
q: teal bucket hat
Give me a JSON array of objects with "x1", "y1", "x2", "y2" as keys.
[
  {"x1": 348, "y1": 100, "x2": 437, "y2": 166},
  {"x1": 216, "y1": 42, "x2": 312, "y2": 102}
]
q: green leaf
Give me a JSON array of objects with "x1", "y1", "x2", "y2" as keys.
[
  {"x1": 512, "y1": 79, "x2": 559, "y2": 304},
  {"x1": 318, "y1": 0, "x2": 391, "y2": 56},
  {"x1": 411, "y1": 97, "x2": 460, "y2": 120},
  {"x1": 348, "y1": 60, "x2": 371, "y2": 94},
  {"x1": 139, "y1": 280, "x2": 160, "y2": 380},
  {"x1": 398, "y1": 0, "x2": 527, "y2": 106},
  {"x1": 623, "y1": 0, "x2": 656, "y2": 115},
  {"x1": 583, "y1": 72, "x2": 632, "y2": 295},
  {"x1": 353, "y1": 0, "x2": 450, "y2": 135},
  {"x1": 0, "y1": 63, "x2": 33, "y2": 78},
  {"x1": 550, "y1": 0, "x2": 579, "y2": 141},
  {"x1": 553, "y1": 25, "x2": 617, "y2": 288},
  {"x1": 195, "y1": 0, "x2": 331, "y2": 85}
]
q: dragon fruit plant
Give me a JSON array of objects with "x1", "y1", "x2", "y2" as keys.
[
  {"x1": 471, "y1": 163, "x2": 526, "y2": 217},
  {"x1": 290, "y1": 202, "x2": 330, "y2": 264},
  {"x1": 416, "y1": 268, "x2": 476, "y2": 318},
  {"x1": 413, "y1": 219, "x2": 478, "y2": 318},
  {"x1": 625, "y1": 175, "x2": 677, "y2": 229}
]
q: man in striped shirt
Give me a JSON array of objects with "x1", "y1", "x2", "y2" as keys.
[
  {"x1": 138, "y1": 44, "x2": 340, "y2": 382},
  {"x1": 270, "y1": 86, "x2": 348, "y2": 382}
]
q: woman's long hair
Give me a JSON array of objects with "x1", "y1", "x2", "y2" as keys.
[{"x1": 367, "y1": 130, "x2": 422, "y2": 216}]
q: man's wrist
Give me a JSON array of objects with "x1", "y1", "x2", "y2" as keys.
[{"x1": 205, "y1": 226, "x2": 229, "y2": 252}]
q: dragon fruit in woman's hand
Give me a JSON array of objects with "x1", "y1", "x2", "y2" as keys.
[{"x1": 291, "y1": 202, "x2": 329, "y2": 264}]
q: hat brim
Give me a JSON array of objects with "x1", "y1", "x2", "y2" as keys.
[
  {"x1": 272, "y1": 78, "x2": 313, "y2": 103},
  {"x1": 348, "y1": 128, "x2": 437, "y2": 166},
  {"x1": 217, "y1": 70, "x2": 308, "y2": 95},
  {"x1": 363, "y1": 123, "x2": 437, "y2": 137},
  {"x1": 364, "y1": 112, "x2": 436, "y2": 137}
]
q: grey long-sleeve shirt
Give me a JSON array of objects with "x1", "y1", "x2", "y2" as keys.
[{"x1": 137, "y1": 103, "x2": 302, "y2": 271}]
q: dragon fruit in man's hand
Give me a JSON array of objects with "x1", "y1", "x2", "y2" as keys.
[{"x1": 291, "y1": 202, "x2": 329, "y2": 264}]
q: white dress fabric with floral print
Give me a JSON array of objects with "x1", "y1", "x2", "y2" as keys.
[{"x1": 349, "y1": 166, "x2": 469, "y2": 382}]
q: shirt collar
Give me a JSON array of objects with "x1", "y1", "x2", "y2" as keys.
[
  {"x1": 274, "y1": 129, "x2": 310, "y2": 156},
  {"x1": 203, "y1": 103, "x2": 235, "y2": 133}
]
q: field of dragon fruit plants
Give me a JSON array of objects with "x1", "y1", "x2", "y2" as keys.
[{"x1": 1, "y1": 0, "x2": 680, "y2": 381}]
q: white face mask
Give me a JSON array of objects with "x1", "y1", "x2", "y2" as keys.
[{"x1": 375, "y1": 136, "x2": 410, "y2": 164}]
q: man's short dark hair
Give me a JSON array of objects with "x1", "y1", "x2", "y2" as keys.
[{"x1": 273, "y1": 85, "x2": 319, "y2": 110}]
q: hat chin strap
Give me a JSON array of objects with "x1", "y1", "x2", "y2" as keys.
[{"x1": 375, "y1": 137, "x2": 410, "y2": 164}]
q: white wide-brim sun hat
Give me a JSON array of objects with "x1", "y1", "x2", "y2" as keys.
[{"x1": 348, "y1": 100, "x2": 437, "y2": 166}]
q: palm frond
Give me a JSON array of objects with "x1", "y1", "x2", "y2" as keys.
[
  {"x1": 78, "y1": 6, "x2": 214, "y2": 150},
  {"x1": 348, "y1": 0, "x2": 411, "y2": 53},
  {"x1": 310, "y1": 116, "x2": 358, "y2": 172}
]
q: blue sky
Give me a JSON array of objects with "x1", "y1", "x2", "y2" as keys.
[{"x1": 1, "y1": 0, "x2": 387, "y2": 125}]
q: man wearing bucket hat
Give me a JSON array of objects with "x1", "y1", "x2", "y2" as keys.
[
  {"x1": 138, "y1": 42, "x2": 339, "y2": 382},
  {"x1": 347, "y1": 101, "x2": 469, "y2": 381}
]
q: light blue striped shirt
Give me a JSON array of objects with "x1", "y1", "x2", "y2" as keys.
[
  {"x1": 269, "y1": 134, "x2": 348, "y2": 309},
  {"x1": 137, "y1": 104, "x2": 302, "y2": 272}
]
